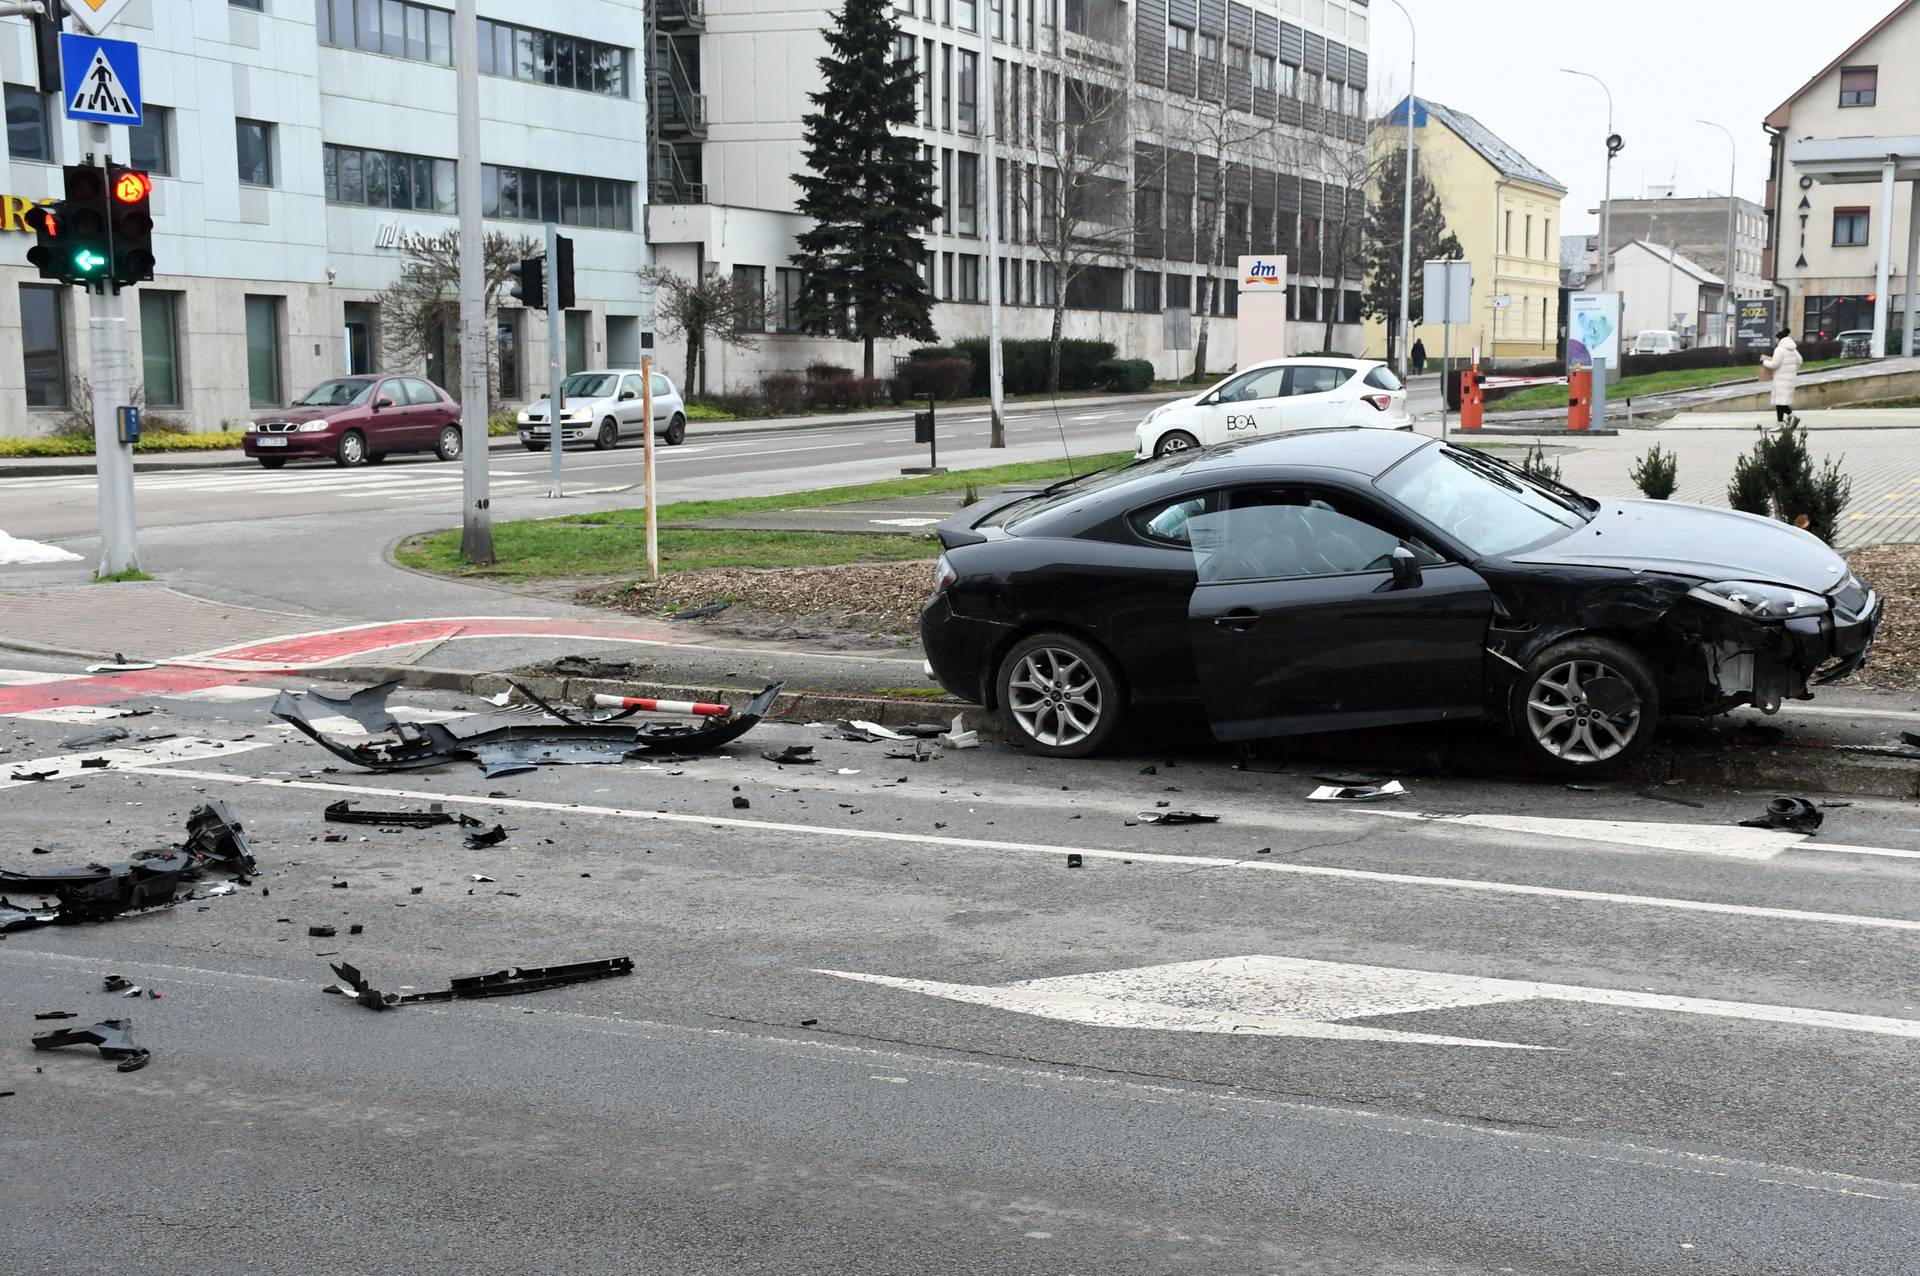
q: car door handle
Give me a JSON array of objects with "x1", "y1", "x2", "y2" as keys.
[{"x1": 1213, "y1": 608, "x2": 1260, "y2": 631}]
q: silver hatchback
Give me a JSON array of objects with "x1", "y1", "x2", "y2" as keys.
[{"x1": 517, "y1": 368, "x2": 688, "y2": 450}]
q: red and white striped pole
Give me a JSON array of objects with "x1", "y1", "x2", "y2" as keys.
[{"x1": 593, "y1": 693, "x2": 731, "y2": 718}]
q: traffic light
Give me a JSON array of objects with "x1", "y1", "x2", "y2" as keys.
[
  {"x1": 108, "y1": 164, "x2": 155, "y2": 285},
  {"x1": 31, "y1": 165, "x2": 113, "y2": 286},
  {"x1": 33, "y1": 2, "x2": 64, "y2": 97},
  {"x1": 553, "y1": 235, "x2": 575, "y2": 310},
  {"x1": 509, "y1": 255, "x2": 545, "y2": 309},
  {"x1": 24, "y1": 200, "x2": 68, "y2": 282}
]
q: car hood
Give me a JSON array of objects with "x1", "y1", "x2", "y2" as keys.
[
  {"x1": 522, "y1": 397, "x2": 608, "y2": 423},
  {"x1": 1509, "y1": 499, "x2": 1848, "y2": 593},
  {"x1": 1142, "y1": 395, "x2": 1202, "y2": 422},
  {"x1": 253, "y1": 405, "x2": 340, "y2": 425}
]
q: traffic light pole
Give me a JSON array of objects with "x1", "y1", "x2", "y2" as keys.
[
  {"x1": 545, "y1": 220, "x2": 564, "y2": 499},
  {"x1": 85, "y1": 124, "x2": 137, "y2": 577},
  {"x1": 453, "y1": 0, "x2": 493, "y2": 563}
]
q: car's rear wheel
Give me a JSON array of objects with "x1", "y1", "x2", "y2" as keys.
[
  {"x1": 435, "y1": 424, "x2": 462, "y2": 462},
  {"x1": 996, "y1": 631, "x2": 1124, "y2": 758},
  {"x1": 258, "y1": 457, "x2": 286, "y2": 469},
  {"x1": 364, "y1": 452, "x2": 388, "y2": 465},
  {"x1": 1154, "y1": 429, "x2": 1200, "y2": 458},
  {"x1": 334, "y1": 430, "x2": 366, "y2": 467},
  {"x1": 595, "y1": 420, "x2": 618, "y2": 450},
  {"x1": 665, "y1": 414, "x2": 687, "y2": 445},
  {"x1": 1509, "y1": 636, "x2": 1660, "y2": 775}
]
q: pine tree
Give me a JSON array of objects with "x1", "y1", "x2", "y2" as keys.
[
  {"x1": 1361, "y1": 145, "x2": 1463, "y2": 364},
  {"x1": 791, "y1": 0, "x2": 939, "y2": 379}
]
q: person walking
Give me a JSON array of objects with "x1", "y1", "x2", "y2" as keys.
[
  {"x1": 1760, "y1": 326, "x2": 1801, "y2": 424},
  {"x1": 1411, "y1": 338, "x2": 1428, "y2": 376}
]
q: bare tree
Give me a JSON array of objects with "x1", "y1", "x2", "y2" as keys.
[
  {"x1": 1306, "y1": 131, "x2": 1376, "y2": 353},
  {"x1": 375, "y1": 230, "x2": 535, "y2": 402},
  {"x1": 640, "y1": 264, "x2": 766, "y2": 396}
]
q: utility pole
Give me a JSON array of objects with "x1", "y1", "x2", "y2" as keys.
[
  {"x1": 545, "y1": 220, "x2": 564, "y2": 498},
  {"x1": 1385, "y1": 0, "x2": 1415, "y2": 379},
  {"x1": 454, "y1": 0, "x2": 492, "y2": 562},
  {"x1": 981, "y1": 0, "x2": 1006, "y2": 447},
  {"x1": 641, "y1": 354, "x2": 659, "y2": 580}
]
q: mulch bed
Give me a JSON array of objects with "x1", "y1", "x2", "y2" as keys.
[{"x1": 1845, "y1": 543, "x2": 1919, "y2": 692}]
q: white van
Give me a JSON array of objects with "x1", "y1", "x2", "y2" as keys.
[{"x1": 1632, "y1": 330, "x2": 1680, "y2": 356}]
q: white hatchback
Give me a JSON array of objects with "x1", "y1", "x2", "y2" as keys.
[
  {"x1": 1133, "y1": 357, "x2": 1410, "y2": 458},
  {"x1": 517, "y1": 368, "x2": 688, "y2": 451}
]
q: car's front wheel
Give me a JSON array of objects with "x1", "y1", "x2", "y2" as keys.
[
  {"x1": 436, "y1": 424, "x2": 462, "y2": 461},
  {"x1": 334, "y1": 430, "x2": 366, "y2": 467},
  {"x1": 1509, "y1": 636, "x2": 1660, "y2": 775},
  {"x1": 1154, "y1": 429, "x2": 1200, "y2": 458},
  {"x1": 665, "y1": 414, "x2": 687, "y2": 445},
  {"x1": 595, "y1": 419, "x2": 619, "y2": 450},
  {"x1": 996, "y1": 631, "x2": 1124, "y2": 758}
]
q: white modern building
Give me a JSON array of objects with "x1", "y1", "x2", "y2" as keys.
[
  {"x1": 0, "y1": 0, "x2": 649, "y2": 437},
  {"x1": 646, "y1": 0, "x2": 1375, "y2": 391}
]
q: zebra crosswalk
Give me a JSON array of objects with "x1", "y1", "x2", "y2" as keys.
[{"x1": 0, "y1": 465, "x2": 545, "y2": 503}]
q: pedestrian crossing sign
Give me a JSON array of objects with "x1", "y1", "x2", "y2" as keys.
[{"x1": 60, "y1": 33, "x2": 142, "y2": 127}]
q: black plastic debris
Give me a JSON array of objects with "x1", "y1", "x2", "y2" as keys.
[
  {"x1": 1135, "y1": 810, "x2": 1222, "y2": 825},
  {"x1": 893, "y1": 724, "x2": 947, "y2": 739},
  {"x1": 886, "y1": 740, "x2": 935, "y2": 763},
  {"x1": 465, "y1": 824, "x2": 508, "y2": 849},
  {"x1": 324, "y1": 956, "x2": 634, "y2": 1010},
  {"x1": 667, "y1": 602, "x2": 730, "y2": 620},
  {"x1": 309, "y1": 925, "x2": 337, "y2": 937},
  {"x1": 61, "y1": 725, "x2": 129, "y2": 750},
  {"x1": 762, "y1": 745, "x2": 815, "y2": 765},
  {"x1": 834, "y1": 723, "x2": 886, "y2": 743},
  {"x1": 180, "y1": 801, "x2": 260, "y2": 878},
  {"x1": 303, "y1": 680, "x2": 402, "y2": 733},
  {"x1": 31, "y1": 1018, "x2": 150, "y2": 1072},
  {"x1": 35, "y1": 1010, "x2": 77, "y2": 1020},
  {"x1": 101, "y1": 975, "x2": 133, "y2": 992},
  {"x1": 324, "y1": 799, "x2": 481, "y2": 830},
  {"x1": 1065, "y1": 853, "x2": 1083, "y2": 868},
  {"x1": 732, "y1": 796, "x2": 751, "y2": 809},
  {"x1": 1314, "y1": 770, "x2": 1382, "y2": 786},
  {"x1": 348, "y1": 924, "x2": 364, "y2": 935},
  {"x1": 1739, "y1": 797, "x2": 1824, "y2": 834},
  {"x1": 0, "y1": 803, "x2": 259, "y2": 934},
  {"x1": 8, "y1": 769, "x2": 55, "y2": 782},
  {"x1": 1305, "y1": 782, "x2": 1408, "y2": 802},
  {"x1": 79, "y1": 757, "x2": 110, "y2": 770}
]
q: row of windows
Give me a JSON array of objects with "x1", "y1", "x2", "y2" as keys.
[
  {"x1": 481, "y1": 165, "x2": 635, "y2": 230},
  {"x1": 324, "y1": 144, "x2": 458, "y2": 213},
  {"x1": 22, "y1": 284, "x2": 207, "y2": 410},
  {"x1": 315, "y1": 0, "x2": 631, "y2": 96},
  {"x1": 1167, "y1": 25, "x2": 1365, "y2": 117}
]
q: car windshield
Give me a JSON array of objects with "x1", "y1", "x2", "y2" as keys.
[
  {"x1": 1377, "y1": 442, "x2": 1592, "y2": 557},
  {"x1": 294, "y1": 379, "x2": 375, "y2": 407},
  {"x1": 561, "y1": 373, "x2": 618, "y2": 398}
]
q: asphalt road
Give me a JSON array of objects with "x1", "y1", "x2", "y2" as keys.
[{"x1": 4, "y1": 664, "x2": 1920, "y2": 1274}]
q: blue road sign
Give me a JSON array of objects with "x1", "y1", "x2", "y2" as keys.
[{"x1": 60, "y1": 33, "x2": 142, "y2": 127}]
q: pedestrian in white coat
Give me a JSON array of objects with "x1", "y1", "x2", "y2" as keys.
[{"x1": 1760, "y1": 327, "x2": 1801, "y2": 424}]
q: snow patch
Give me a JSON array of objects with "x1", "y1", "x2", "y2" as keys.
[{"x1": 0, "y1": 529, "x2": 82, "y2": 566}]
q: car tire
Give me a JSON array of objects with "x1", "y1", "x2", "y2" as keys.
[
  {"x1": 258, "y1": 458, "x2": 286, "y2": 469},
  {"x1": 995, "y1": 631, "x2": 1125, "y2": 759},
  {"x1": 1154, "y1": 429, "x2": 1200, "y2": 458},
  {"x1": 1508, "y1": 636, "x2": 1661, "y2": 776},
  {"x1": 665, "y1": 414, "x2": 687, "y2": 446},
  {"x1": 435, "y1": 424, "x2": 463, "y2": 462},
  {"x1": 364, "y1": 453, "x2": 388, "y2": 465},
  {"x1": 522, "y1": 442, "x2": 547, "y2": 452},
  {"x1": 334, "y1": 430, "x2": 367, "y2": 467},
  {"x1": 595, "y1": 419, "x2": 619, "y2": 451}
]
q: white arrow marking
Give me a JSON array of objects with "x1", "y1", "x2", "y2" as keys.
[
  {"x1": 1363, "y1": 810, "x2": 1803, "y2": 860},
  {"x1": 818, "y1": 954, "x2": 1920, "y2": 1049},
  {"x1": 0, "y1": 737, "x2": 274, "y2": 790}
]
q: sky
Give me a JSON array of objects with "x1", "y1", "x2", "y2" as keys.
[{"x1": 1364, "y1": 0, "x2": 1902, "y2": 236}]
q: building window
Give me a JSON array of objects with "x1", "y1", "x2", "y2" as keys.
[
  {"x1": 1254, "y1": 54, "x2": 1275, "y2": 91},
  {"x1": 20, "y1": 285, "x2": 66, "y2": 408},
  {"x1": 5, "y1": 85, "x2": 52, "y2": 163},
  {"x1": 344, "y1": 300, "x2": 378, "y2": 376},
  {"x1": 476, "y1": 19, "x2": 627, "y2": 93},
  {"x1": 320, "y1": 0, "x2": 455, "y2": 68},
  {"x1": 564, "y1": 310, "x2": 589, "y2": 375},
  {"x1": 732, "y1": 265, "x2": 767, "y2": 331},
  {"x1": 1136, "y1": 270, "x2": 1161, "y2": 313},
  {"x1": 236, "y1": 119, "x2": 274, "y2": 186},
  {"x1": 326, "y1": 144, "x2": 455, "y2": 212},
  {"x1": 1833, "y1": 207, "x2": 1870, "y2": 247},
  {"x1": 955, "y1": 0, "x2": 977, "y2": 31},
  {"x1": 482, "y1": 165, "x2": 633, "y2": 229},
  {"x1": 244, "y1": 295, "x2": 282, "y2": 406},
  {"x1": 955, "y1": 151, "x2": 979, "y2": 235},
  {"x1": 1167, "y1": 22, "x2": 1192, "y2": 51},
  {"x1": 1801, "y1": 294, "x2": 1874, "y2": 342},
  {"x1": 128, "y1": 105, "x2": 173, "y2": 176},
  {"x1": 1200, "y1": 33, "x2": 1221, "y2": 63},
  {"x1": 774, "y1": 267, "x2": 805, "y2": 332},
  {"x1": 957, "y1": 50, "x2": 978, "y2": 133},
  {"x1": 139, "y1": 290, "x2": 182, "y2": 408},
  {"x1": 231, "y1": 0, "x2": 263, "y2": 8},
  {"x1": 1277, "y1": 62, "x2": 1297, "y2": 97},
  {"x1": 1839, "y1": 65, "x2": 1877, "y2": 108},
  {"x1": 955, "y1": 253, "x2": 981, "y2": 301}
]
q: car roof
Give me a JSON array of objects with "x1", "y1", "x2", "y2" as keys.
[
  {"x1": 1169, "y1": 427, "x2": 1431, "y2": 478},
  {"x1": 1240, "y1": 356, "x2": 1380, "y2": 371},
  {"x1": 573, "y1": 368, "x2": 660, "y2": 377}
]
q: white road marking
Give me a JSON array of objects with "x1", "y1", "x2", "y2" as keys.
[
  {"x1": 122, "y1": 767, "x2": 1920, "y2": 932},
  {"x1": 1362, "y1": 809, "x2": 1920, "y2": 862},
  {"x1": 821, "y1": 954, "x2": 1920, "y2": 1050},
  {"x1": 0, "y1": 669, "x2": 84, "y2": 686},
  {"x1": 3, "y1": 704, "x2": 136, "y2": 723},
  {"x1": 166, "y1": 684, "x2": 281, "y2": 703},
  {"x1": 0, "y1": 737, "x2": 275, "y2": 789}
]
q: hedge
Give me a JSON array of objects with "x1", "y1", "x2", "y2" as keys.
[
  {"x1": 951, "y1": 337, "x2": 1118, "y2": 395},
  {"x1": 1097, "y1": 358, "x2": 1155, "y2": 393}
]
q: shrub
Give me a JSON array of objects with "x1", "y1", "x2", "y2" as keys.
[
  {"x1": 759, "y1": 370, "x2": 809, "y2": 413},
  {"x1": 1096, "y1": 358, "x2": 1155, "y2": 393},
  {"x1": 886, "y1": 376, "x2": 911, "y2": 406},
  {"x1": 805, "y1": 361, "x2": 852, "y2": 382},
  {"x1": 707, "y1": 390, "x2": 765, "y2": 418},
  {"x1": 1726, "y1": 421, "x2": 1853, "y2": 545},
  {"x1": 908, "y1": 346, "x2": 965, "y2": 361},
  {"x1": 1520, "y1": 442, "x2": 1562, "y2": 485},
  {"x1": 808, "y1": 374, "x2": 885, "y2": 410},
  {"x1": 901, "y1": 356, "x2": 974, "y2": 402},
  {"x1": 1629, "y1": 444, "x2": 1678, "y2": 500},
  {"x1": 1728, "y1": 450, "x2": 1772, "y2": 517},
  {"x1": 950, "y1": 337, "x2": 1117, "y2": 394}
]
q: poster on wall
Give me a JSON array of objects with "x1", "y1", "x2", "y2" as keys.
[
  {"x1": 1736, "y1": 298, "x2": 1777, "y2": 352},
  {"x1": 1567, "y1": 292, "x2": 1621, "y2": 370}
]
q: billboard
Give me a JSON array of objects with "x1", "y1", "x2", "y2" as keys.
[
  {"x1": 1736, "y1": 298, "x2": 1777, "y2": 352},
  {"x1": 1236, "y1": 254, "x2": 1287, "y2": 366},
  {"x1": 1567, "y1": 292, "x2": 1621, "y2": 369}
]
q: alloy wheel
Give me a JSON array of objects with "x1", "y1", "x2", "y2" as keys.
[
  {"x1": 1525, "y1": 658, "x2": 1641, "y2": 764},
  {"x1": 1007, "y1": 647, "x2": 1103, "y2": 748}
]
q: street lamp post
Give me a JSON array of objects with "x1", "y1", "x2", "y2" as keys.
[
  {"x1": 1384, "y1": 0, "x2": 1415, "y2": 380},
  {"x1": 1561, "y1": 68, "x2": 1617, "y2": 291},
  {"x1": 1699, "y1": 120, "x2": 1737, "y2": 348}
]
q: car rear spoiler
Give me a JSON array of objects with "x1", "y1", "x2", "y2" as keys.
[{"x1": 933, "y1": 487, "x2": 1040, "y2": 549}]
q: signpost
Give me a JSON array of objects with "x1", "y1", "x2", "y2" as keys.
[
  {"x1": 1422, "y1": 259, "x2": 1472, "y2": 436},
  {"x1": 1235, "y1": 254, "x2": 1289, "y2": 367}
]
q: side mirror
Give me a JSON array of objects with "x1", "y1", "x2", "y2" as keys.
[
  {"x1": 1390, "y1": 546, "x2": 1422, "y2": 590},
  {"x1": 620, "y1": 390, "x2": 638, "y2": 401},
  {"x1": 374, "y1": 397, "x2": 394, "y2": 410}
]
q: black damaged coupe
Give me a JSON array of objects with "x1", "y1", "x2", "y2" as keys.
[{"x1": 920, "y1": 429, "x2": 1881, "y2": 773}]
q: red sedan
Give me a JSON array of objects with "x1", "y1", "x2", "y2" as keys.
[{"x1": 243, "y1": 375, "x2": 464, "y2": 468}]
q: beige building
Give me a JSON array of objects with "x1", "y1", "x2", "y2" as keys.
[
  {"x1": 1364, "y1": 97, "x2": 1564, "y2": 367},
  {"x1": 1765, "y1": 0, "x2": 1920, "y2": 350}
]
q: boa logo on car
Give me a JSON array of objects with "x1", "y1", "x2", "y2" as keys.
[{"x1": 1244, "y1": 260, "x2": 1282, "y2": 286}]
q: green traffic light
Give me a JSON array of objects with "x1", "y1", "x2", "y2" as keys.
[{"x1": 73, "y1": 249, "x2": 106, "y2": 274}]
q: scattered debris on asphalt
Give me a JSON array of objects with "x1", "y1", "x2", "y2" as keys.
[
  {"x1": 886, "y1": 740, "x2": 937, "y2": 762},
  {"x1": 31, "y1": 1018, "x2": 150, "y2": 1072},
  {"x1": 464, "y1": 824, "x2": 508, "y2": 849},
  {"x1": 1314, "y1": 770, "x2": 1382, "y2": 786},
  {"x1": 1135, "y1": 810, "x2": 1221, "y2": 825},
  {"x1": 835, "y1": 722, "x2": 888, "y2": 743},
  {"x1": 937, "y1": 715, "x2": 979, "y2": 750},
  {"x1": 101, "y1": 975, "x2": 133, "y2": 993},
  {"x1": 309, "y1": 925, "x2": 337, "y2": 938},
  {"x1": 667, "y1": 602, "x2": 730, "y2": 621},
  {"x1": 732, "y1": 796, "x2": 751, "y2": 809},
  {"x1": 324, "y1": 956, "x2": 634, "y2": 1010},
  {"x1": 60, "y1": 725, "x2": 129, "y2": 750},
  {"x1": 7, "y1": 769, "x2": 55, "y2": 782},
  {"x1": 0, "y1": 803, "x2": 258, "y2": 932},
  {"x1": 85, "y1": 654, "x2": 157, "y2": 673},
  {"x1": 1065, "y1": 853, "x2": 1083, "y2": 868},
  {"x1": 469, "y1": 874, "x2": 496, "y2": 883},
  {"x1": 1739, "y1": 797, "x2": 1824, "y2": 834},
  {"x1": 304, "y1": 680, "x2": 403, "y2": 732},
  {"x1": 762, "y1": 745, "x2": 816, "y2": 765},
  {"x1": 324, "y1": 799, "x2": 482, "y2": 829},
  {"x1": 1306, "y1": 781, "x2": 1408, "y2": 802}
]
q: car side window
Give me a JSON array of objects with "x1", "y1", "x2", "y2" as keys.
[
  {"x1": 1127, "y1": 491, "x2": 1221, "y2": 547},
  {"x1": 651, "y1": 374, "x2": 673, "y2": 398},
  {"x1": 1189, "y1": 488, "x2": 1438, "y2": 584},
  {"x1": 402, "y1": 378, "x2": 439, "y2": 405},
  {"x1": 374, "y1": 380, "x2": 402, "y2": 406},
  {"x1": 1215, "y1": 367, "x2": 1287, "y2": 403},
  {"x1": 1363, "y1": 366, "x2": 1403, "y2": 391},
  {"x1": 619, "y1": 374, "x2": 644, "y2": 401},
  {"x1": 1285, "y1": 366, "x2": 1349, "y2": 397}
]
